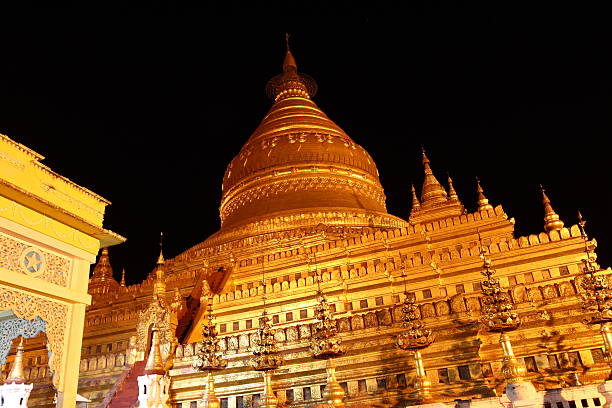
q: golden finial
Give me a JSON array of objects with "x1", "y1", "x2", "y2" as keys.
[
  {"x1": 447, "y1": 174, "x2": 459, "y2": 201},
  {"x1": 540, "y1": 185, "x2": 564, "y2": 232},
  {"x1": 282, "y1": 32, "x2": 297, "y2": 73},
  {"x1": 144, "y1": 328, "x2": 165, "y2": 375},
  {"x1": 476, "y1": 177, "x2": 493, "y2": 212},
  {"x1": 419, "y1": 148, "x2": 448, "y2": 207},
  {"x1": 266, "y1": 34, "x2": 317, "y2": 101},
  {"x1": 6, "y1": 336, "x2": 26, "y2": 384},
  {"x1": 157, "y1": 232, "x2": 165, "y2": 265},
  {"x1": 120, "y1": 268, "x2": 126, "y2": 287},
  {"x1": 153, "y1": 235, "x2": 167, "y2": 300},
  {"x1": 410, "y1": 184, "x2": 421, "y2": 214}
]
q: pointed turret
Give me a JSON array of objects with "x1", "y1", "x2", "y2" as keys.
[
  {"x1": 153, "y1": 249, "x2": 167, "y2": 301},
  {"x1": 144, "y1": 329, "x2": 165, "y2": 375},
  {"x1": 447, "y1": 175, "x2": 460, "y2": 202},
  {"x1": 541, "y1": 185, "x2": 564, "y2": 232},
  {"x1": 476, "y1": 178, "x2": 494, "y2": 212},
  {"x1": 6, "y1": 337, "x2": 26, "y2": 384},
  {"x1": 265, "y1": 34, "x2": 318, "y2": 102},
  {"x1": 282, "y1": 33, "x2": 297, "y2": 73},
  {"x1": 120, "y1": 268, "x2": 126, "y2": 287},
  {"x1": 409, "y1": 150, "x2": 464, "y2": 224},
  {"x1": 92, "y1": 248, "x2": 113, "y2": 281},
  {"x1": 420, "y1": 149, "x2": 448, "y2": 207},
  {"x1": 410, "y1": 184, "x2": 421, "y2": 217},
  {"x1": 89, "y1": 247, "x2": 119, "y2": 295}
]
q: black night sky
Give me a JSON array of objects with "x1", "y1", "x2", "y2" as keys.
[{"x1": 0, "y1": 4, "x2": 610, "y2": 284}]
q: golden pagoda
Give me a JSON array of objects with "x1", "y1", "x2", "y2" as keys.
[{"x1": 6, "y1": 39, "x2": 612, "y2": 408}]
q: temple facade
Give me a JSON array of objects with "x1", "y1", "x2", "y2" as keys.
[{"x1": 3, "y1": 44, "x2": 612, "y2": 408}]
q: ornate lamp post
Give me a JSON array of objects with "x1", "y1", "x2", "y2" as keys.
[
  {"x1": 578, "y1": 213, "x2": 612, "y2": 379},
  {"x1": 252, "y1": 311, "x2": 283, "y2": 408},
  {"x1": 252, "y1": 257, "x2": 283, "y2": 408},
  {"x1": 311, "y1": 289, "x2": 346, "y2": 407},
  {"x1": 478, "y1": 245, "x2": 525, "y2": 383},
  {"x1": 396, "y1": 292, "x2": 435, "y2": 402},
  {"x1": 478, "y1": 240, "x2": 540, "y2": 407},
  {"x1": 193, "y1": 280, "x2": 228, "y2": 408}
]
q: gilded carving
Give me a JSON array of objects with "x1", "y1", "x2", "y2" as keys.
[
  {"x1": 299, "y1": 324, "x2": 312, "y2": 338},
  {"x1": 450, "y1": 295, "x2": 466, "y2": 313},
  {"x1": 0, "y1": 286, "x2": 68, "y2": 388},
  {"x1": 421, "y1": 303, "x2": 436, "y2": 318},
  {"x1": 351, "y1": 315, "x2": 364, "y2": 330},
  {"x1": 286, "y1": 326, "x2": 298, "y2": 342},
  {"x1": 0, "y1": 232, "x2": 71, "y2": 287},
  {"x1": 0, "y1": 316, "x2": 46, "y2": 365},
  {"x1": 376, "y1": 309, "x2": 392, "y2": 326},
  {"x1": 435, "y1": 300, "x2": 450, "y2": 316},
  {"x1": 512, "y1": 284, "x2": 528, "y2": 303}
]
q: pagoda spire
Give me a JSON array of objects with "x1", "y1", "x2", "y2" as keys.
[
  {"x1": 447, "y1": 175, "x2": 459, "y2": 202},
  {"x1": 266, "y1": 35, "x2": 317, "y2": 101},
  {"x1": 410, "y1": 184, "x2": 421, "y2": 217},
  {"x1": 476, "y1": 177, "x2": 493, "y2": 212},
  {"x1": 6, "y1": 337, "x2": 26, "y2": 384},
  {"x1": 89, "y1": 247, "x2": 119, "y2": 295},
  {"x1": 92, "y1": 248, "x2": 113, "y2": 282},
  {"x1": 153, "y1": 233, "x2": 167, "y2": 301},
  {"x1": 420, "y1": 149, "x2": 448, "y2": 208},
  {"x1": 283, "y1": 32, "x2": 297, "y2": 73},
  {"x1": 120, "y1": 268, "x2": 126, "y2": 287},
  {"x1": 144, "y1": 328, "x2": 165, "y2": 375},
  {"x1": 541, "y1": 185, "x2": 564, "y2": 232}
]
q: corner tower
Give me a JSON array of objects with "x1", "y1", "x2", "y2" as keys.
[{"x1": 217, "y1": 41, "x2": 406, "y2": 239}]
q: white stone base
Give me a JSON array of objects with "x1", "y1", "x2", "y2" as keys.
[
  {"x1": 137, "y1": 373, "x2": 171, "y2": 408},
  {"x1": 0, "y1": 382, "x2": 33, "y2": 407}
]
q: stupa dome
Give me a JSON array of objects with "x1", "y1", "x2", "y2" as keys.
[{"x1": 216, "y1": 45, "x2": 406, "y2": 237}]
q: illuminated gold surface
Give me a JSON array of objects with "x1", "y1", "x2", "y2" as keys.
[
  {"x1": 144, "y1": 329, "x2": 165, "y2": 375},
  {"x1": 476, "y1": 177, "x2": 493, "y2": 212},
  {"x1": 6, "y1": 336, "x2": 26, "y2": 384},
  {"x1": 542, "y1": 186, "x2": 565, "y2": 232},
  {"x1": 217, "y1": 44, "x2": 406, "y2": 239},
  {"x1": 22, "y1": 43, "x2": 612, "y2": 408}
]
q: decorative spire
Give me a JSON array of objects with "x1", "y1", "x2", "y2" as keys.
[
  {"x1": 477, "y1": 234, "x2": 526, "y2": 384},
  {"x1": 577, "y1": 212, "x2": 612, "y2": 379},
  {"x1": 283, "y1": 32, "x2": 297, "y2": 72},
  {"x1": 311, "y1": 288, "x2": 346, "y2": 407},
  {"x1": 447, "y1": 175, "x2": 459, "y2": 202},
  {"x1": 153, "y1": 234, "x2": 167, "y2": 301},
  {"x1": 6, "y1": 336, "x2": 26, "y2": 384},
  {"x1": 252, "y1": 312, "x2": 283, "y2": 408},
  {"x1": 193, "y1": 282, "x2": 227, "y2": 372},
  {"x1": 541, "y1": 185, "x2": 564, "y2": 232},
  {"x1": 120, "y1": 268, "x2": 126, "y2": 287},
  {"x1": 420, "y1": 149, "x2": 448, "y2": 208},
  {"x1": 396, "y1": 292, "x2": 435, "y2": 402},
  {"x1": 252, "y1": 313, "x2": 283, "y2": 371},
  {"x1": 92, "y1": 248, "x2": 114, "y2": 282},
  {"x1": 158, "y1": 231, "x2": 165, "y2": 265},
  {"x1": 144, "y1": 328, "x2": 165, "y2": 375},
  {"x1": 311, "y1": 291, "x2": 345, "y2": 360},
  {"x1": 265, "y1": 35, "x2": 317, "y2": 101},
  {"x1": 410, "y1": 184, "x2": 421, "y2": 216},
  {"x1": 193, "y1": 279, "x2": 227, "y2": 408},
  {"x1": 89, "y1": 247, "x2": 119, "y2": 295},
  {"x1": 476, "y1": 177, "x2": 493, "y2": 212}
]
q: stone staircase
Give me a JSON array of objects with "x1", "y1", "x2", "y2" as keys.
[{"x1": 106, "y1": 360, "x2": 146, "y2": 408}]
